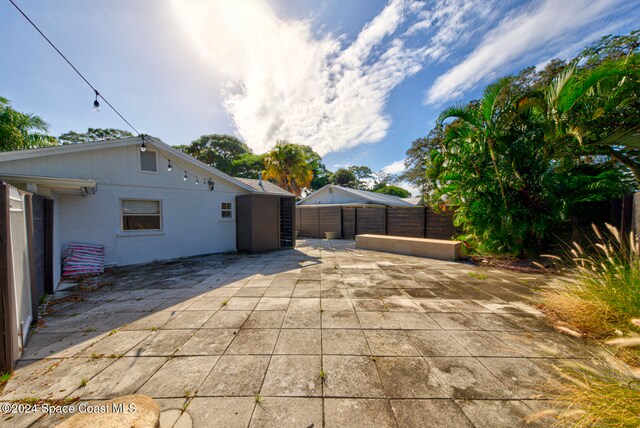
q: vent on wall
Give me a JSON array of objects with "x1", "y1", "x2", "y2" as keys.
[{"x1": 140, "y1": 150, "x2": 157, "y2": 172}]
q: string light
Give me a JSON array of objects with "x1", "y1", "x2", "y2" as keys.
[
  {"x1": 93, "y1": 90, "x2": 100, "y2": 112},
  {"x1": 9, "y1": 0, "x2": 215, "y2": 191},
  {"x1": 8, "y1": 0, "x2": 140, "y2": 135}
]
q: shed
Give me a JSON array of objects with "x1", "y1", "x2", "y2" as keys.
[{"x1": 235, "y1": 178, "x2": 296, "y2": 252}]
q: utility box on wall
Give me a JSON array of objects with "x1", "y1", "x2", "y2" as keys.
[{"x1": 236, "y1": 194, "x2": 296, "y2": 253}]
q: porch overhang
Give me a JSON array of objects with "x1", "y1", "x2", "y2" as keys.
[{"x1": 0, "y1": 173, "x2": 97, "y2": 197}]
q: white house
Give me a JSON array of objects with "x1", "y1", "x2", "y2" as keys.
[
  {"x1": 297, "y1": 184, "x2": 414, "y2": 207},
  {"x1": 0, "y1": 136, "x2": 293, "y2": 288}
]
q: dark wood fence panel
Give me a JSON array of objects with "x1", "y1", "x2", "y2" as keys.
[
  {"x1": 425, "y1": 209, "x2": 458, "y2": 239},
  {"x1": 356, "y1": 208, "x2": 386, "y2": 235},
  {"x1": 298, "y1": 205, "x2": 459, "y2": 240},
  {"x1": 319, "y1": 206, "x2": 342, "y2": 237},
  {"x1": 386, "y1": 207, "x2": 425, "y2": 237},
  {"x1": 342, "y1": 208, "x2": 356, "y2": 239},
  {"x1": 299, "y1": 207, "x2": 320, "y2": 238}
]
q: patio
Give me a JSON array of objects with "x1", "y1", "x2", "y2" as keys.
[{"x1": 1, "y1": 239, "x2": 596, "y2": 427}]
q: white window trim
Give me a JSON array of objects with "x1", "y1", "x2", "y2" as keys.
[
  {"x1": 219, "y1": 201, "x2": 234, "y2": 222},
  {"x1": 138, "y1": 149, "x2": 159, "y2": 175},
  {"x1": 120, "y1": 198, "x2": 163, "y2": 232}
]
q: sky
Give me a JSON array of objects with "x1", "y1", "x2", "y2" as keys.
[{"x1": 1, "y1": 0, "x2": 639, "y2": 194}]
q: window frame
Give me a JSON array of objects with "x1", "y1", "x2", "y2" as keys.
[
  {"x1": 120, "y1": 198, "x2": 163, "y2": 232},
  {"x1": 220, "y1": 201, "x2": 234, "y2": 221},
  {"x1": 138, "y1": 149, "x2": 159, "y2": 174}
]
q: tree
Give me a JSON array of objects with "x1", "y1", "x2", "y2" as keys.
[
  {"x1": 400, "y1": 129, "x2": 444, "y2": 198},
  {"x1": 58, "y1": 128, "x2": 133, "y2": 144},
  {"x1": 428, "y1": 55, "x2": 635, "y2": 257},
  {"x1": 371, "y1": 170, "x2": 397, "y2": 191},
  {"x1": 263, "y1": 140, "x2": 313, "y2": 197},
  {"x1": 181, "y1": 134, "x2": 251, "y2": 175},
  {"x1": 438, "y1": 78, "x2": 512, "y2": 208},
  {"x1": 0, "y1": 97, "x2": 57, "y2": 151},
  {"x1": 374, "y1": 185, "x2": 410, "y2": 198},
  {"x1": 301, "y1": 145, "x2": 331, "y2": 190},
  {"x1": 230, "y1": 153, "x2": 265, "y2": 178},
  {"x1": 348, "y1": 165, "x2": 373, "y2": 189},
  {"x1": 330, "y1": 168, "x2": 357, "y2": 188}
]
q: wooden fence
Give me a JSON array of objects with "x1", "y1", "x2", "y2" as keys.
[{"x1": 296, "y1": 206, "x2": 459, "y2": 240}]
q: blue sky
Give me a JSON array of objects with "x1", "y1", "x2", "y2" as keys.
[{"x1": 1, "y1": 0, "x2": 638, "y2": 192}]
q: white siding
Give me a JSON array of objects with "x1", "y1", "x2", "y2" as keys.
[
  {"x1": 0, "y1": 143, "x2": 248, "y2": 287},
  {"x1": 58, "y1": 183, "x2": 238, "y2": 266}
]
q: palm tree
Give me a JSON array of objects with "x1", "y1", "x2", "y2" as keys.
[
  {"x1": 437, "y1": 78, "x2": 512, "y2": 208},
  {"x1": 263, "y1": 141, "x2": 313, "y2": 197},
  {"x1": 0, "y1": 96, "x2": 57, "y2": 151},
  {"x1": 532, "y1": 59, "x2": 640, "y2": 181}
]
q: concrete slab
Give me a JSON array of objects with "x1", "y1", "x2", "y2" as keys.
[
  {"x1": 249, "y1": 397, "x2": 322, "y2": 428},
  {"x1": 261, "y1": 355, "x2": 322, "y2": 397},
  {"x1": 198, "y1": 355, "x2": 270, "y2": 396},
  {"x1": 138, "y1": 356, "x2": 219, "y2": 398},
  {"x1": 274, "y1": 329, "x2": 321, "y2": 354},
  {"x1": 322, "y1": 356, "x2": 384, "y2": 398}
]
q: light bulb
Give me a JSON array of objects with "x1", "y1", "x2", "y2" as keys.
[
  {"x1": 195, "y1": 177, "x2": 199, "y2": 186},
  {"x1": 140, "y1": 141, "x2": 147, "y2": 152},
  {"x1": 93, "y1": 90, "x2": 100, "y2": 112},
  {"x1": 183, "y1": 172, "x2": 188, "y2": 181},
  {"x1": 167, "y1": 160, "x2": 172, "y2": 172}
]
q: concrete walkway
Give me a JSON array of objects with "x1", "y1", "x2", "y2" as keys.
[{"x1": 1, "y1": 240, "x2": 593, "y2": 427}]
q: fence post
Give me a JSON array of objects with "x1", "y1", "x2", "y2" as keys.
[
  {"x1": 423, "y1": 207, "x2": 427, "y2": 238},
  {"x1": 0, "y1": 183, "x2": 15, "y2": 373},
  {"x1": 24, "y1": 194, "x2": 38, "y2": 325}
]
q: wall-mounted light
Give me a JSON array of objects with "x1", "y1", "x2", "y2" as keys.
[{"x1": 208, "y1": 179, "x2": 215, "y2": 191}]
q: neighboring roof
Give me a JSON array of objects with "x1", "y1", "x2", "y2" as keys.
[
  {"x1": 297, "y1": 184, "x2": 414, "y2": 207},
  {"x1": 402, "y1": 197, "x2": 424, "y2": 206},
  {"x1": 0, "y1": 137, "x2": 258, "y2": 194},
  {"x1": 235, "y1": 178, "x2": 294, "y2": 196}
]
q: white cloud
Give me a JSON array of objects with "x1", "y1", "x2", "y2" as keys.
[
  {"x1": 425, "y1": 0, "x2": 622, "y2": 104},
  {"x1": 382, "y1": 159, "x2": 406, "y2": 174},
  {"x1": 170, "y1": 0, "x2": 489, "y2": 155}
]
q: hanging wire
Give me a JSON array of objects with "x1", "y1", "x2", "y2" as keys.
[
  {"x1": 8, "y1": 0, "x2": 140, "y2": 135},
  {"x1": 9, "y1": 0, "x2": 213, "y2": 188}
]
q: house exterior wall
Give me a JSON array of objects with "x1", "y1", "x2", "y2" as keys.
[
  {"x1": 0, "y1": 144, "x2": 247, "y2": 286},
  {"x1": 299, "y1": 187, "x2": 366, "y2": 205}
]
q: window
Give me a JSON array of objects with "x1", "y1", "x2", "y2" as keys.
[
  {"x1": 121, "y1": 199, "x2": 161, "y2": 231},
  {"x1": 140, "y1": 150, "x2": 157, "y2": 172},
  {"x1": 221, "y1": 202, "x2": 233, "y2": 219}
]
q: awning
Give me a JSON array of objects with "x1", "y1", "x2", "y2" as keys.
[{"x1": 0, "y1": 173, "x2": 97, "y2": 196}]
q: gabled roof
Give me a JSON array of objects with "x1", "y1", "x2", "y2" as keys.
[
  {"x1": 0, "y1": 137, "x2": 260, "y2": 193},
  {"x1": 235, "y1": 178, "x2": 294, "y2": 196},
  {"x1": 298, "y1": 184, "x2": 414, "y2": 207}
]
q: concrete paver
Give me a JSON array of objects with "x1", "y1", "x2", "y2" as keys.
[{"x1": 1, "y1": 239, "x2": 584, "y2": 427}]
